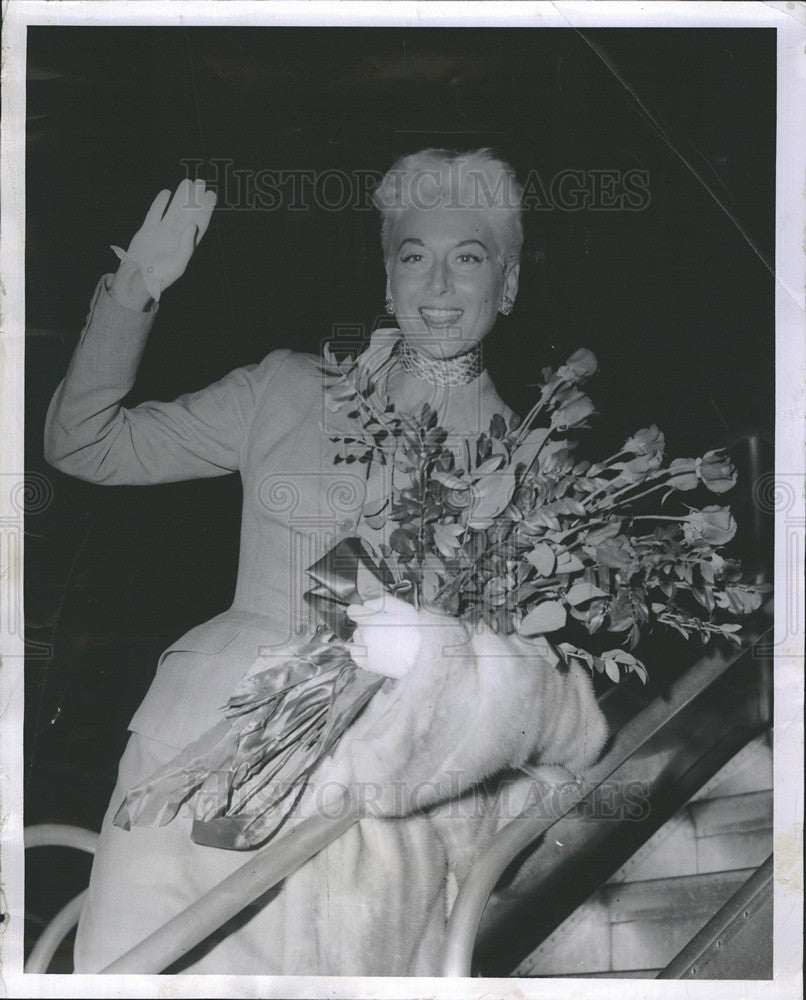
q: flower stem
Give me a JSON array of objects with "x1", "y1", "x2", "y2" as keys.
[
  {"x1": 433, "y1": 533, "x2": 516, "y2": 603},
  {"x1": 632, "y1": 514, "x2": 685, "y2": 522},
  {"x1": 591, "y1": 476, "x2": 671, "y2": 513},
  {"x1": 509, "y1": 389, "x2": 553, "y2": 447}
]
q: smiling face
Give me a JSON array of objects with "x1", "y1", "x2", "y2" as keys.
[{"x1": 386, "y1": 206, "x2": 520, "y2": 359}]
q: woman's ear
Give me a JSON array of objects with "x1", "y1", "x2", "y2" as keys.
[
  {"x1": 385, "y1": 274, "x2": 394, "y2": 315},
  {"x1": 499, "y1": 261, "x2": 520, "y2": 315}
]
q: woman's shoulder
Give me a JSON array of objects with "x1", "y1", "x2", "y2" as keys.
[
  {"x1": 242, "y1": 345, "x2": 340, "y2": 432},
  {"x1": 251, "y1": 344, "x2": 321, "y2": 379},
  {"x1": 255, "y1": 328, "x2": 398, "y2": 385},
  {"x1": 246, "y1": 345, "x2": 327, "y2": 399}
]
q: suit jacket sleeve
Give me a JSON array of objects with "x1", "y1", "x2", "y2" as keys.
[{"x1": 44, "y1": 274, "x2": 291, "y2": 484}]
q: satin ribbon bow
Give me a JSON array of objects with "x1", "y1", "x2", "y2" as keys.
[{"x1": 302, "y1": 536, "x2": 412, "y2": 639}]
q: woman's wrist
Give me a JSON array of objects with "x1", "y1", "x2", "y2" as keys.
[{"x1": 109, "y1": 260, "x2": 154, "y2": 312}]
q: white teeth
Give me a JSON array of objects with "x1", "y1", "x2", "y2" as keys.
[{"x1": 419, "y1": 307, "x2": 463, "y2": 324}]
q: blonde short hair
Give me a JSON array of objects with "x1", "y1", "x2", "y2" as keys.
[{"x1": 373, "y1": 148, "x2": 524, "y2": 266}]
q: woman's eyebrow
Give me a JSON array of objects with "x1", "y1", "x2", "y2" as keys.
[
  {"x1": 397, "y1": 238, "x2": 490, "y2": 252},
  {"x1": 455, "y1": 240, "x2": 489, "y2": 251}
]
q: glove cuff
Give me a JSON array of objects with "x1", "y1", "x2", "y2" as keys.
[{"x1": 110, "y1": 244, "x2": 165, "y2": 302}]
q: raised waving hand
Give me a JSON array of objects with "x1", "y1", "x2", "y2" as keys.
[{"x1": 110, "y1": 178, "x2": 217, "y2": 310}]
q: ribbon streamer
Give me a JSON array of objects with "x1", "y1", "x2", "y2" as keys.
[{"x1": 114, "y1": 538, "x2": 397, "y2": 849}]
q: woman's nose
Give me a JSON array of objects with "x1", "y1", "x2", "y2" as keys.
[{"x1": 427, "y1": 258, "x2": 453, "y2": 295}]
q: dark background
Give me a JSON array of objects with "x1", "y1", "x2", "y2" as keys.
[{"x1": 24, "y1": 26, "x2": 775, "y2": 936}]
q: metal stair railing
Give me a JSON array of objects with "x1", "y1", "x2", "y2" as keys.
[
  {"x1": 657, "y1": 853, "x2": 774, "y2": 979},
  {"x1": 100, "y1": 793, "x2": 360, "y2": 973},
  {"x1": 24, "y1": 621, "x2": 770, "y2": 975},
  {"x1": 442, "y1": 620, "x2": 772, "y2": 977},
  {"x1": 24, "y1": 825, "x2": 98, "y2": 974},
  {"x1": 23, "y1": 801, "x2": 360, "y2": 974},
  {"x1": 24, "y1": 619, "x2": 771, "y2": 975}
]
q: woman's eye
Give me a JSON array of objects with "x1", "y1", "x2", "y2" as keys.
[
  {"x1": 400, "y1": 253, "x2": 424, "y2": 264},
  {"x1": 453, "y1": 253, "x2": 485, "y2": 266}
]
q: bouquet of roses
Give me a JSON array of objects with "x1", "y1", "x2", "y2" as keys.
[{"x1": 114, "y1": 340, "x2": 769, "y2": 849}]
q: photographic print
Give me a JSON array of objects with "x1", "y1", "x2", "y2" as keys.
[{"x1": 1, "y1": 2, "x2": 803, "y2": 996}]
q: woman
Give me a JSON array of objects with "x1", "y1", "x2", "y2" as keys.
[{"x1": 44, "y1": 149, "x2": 607, "y2": 975}]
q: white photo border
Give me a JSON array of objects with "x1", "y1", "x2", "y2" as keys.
[{"x1": 1, "y1": 2, "x2": 803, "y2": 998}]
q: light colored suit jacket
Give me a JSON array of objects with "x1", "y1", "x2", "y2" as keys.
[{"x1": 45, "y1": 275, "x2": 367, "y2": 746}]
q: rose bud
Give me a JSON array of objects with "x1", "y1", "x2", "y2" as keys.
[
  {"x1": 682, "y1": 506, "x2": 738, "y2": 546},
  {"x1": 697, "y1": 449, "x2": 738, "y2": 493}
]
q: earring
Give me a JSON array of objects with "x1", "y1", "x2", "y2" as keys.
[
  {"x1": 500, "y1": 298, "x2": 513, "y2": 316},
  {"x1": 386, "y1": 296, "x2": 395, "y2": 314}
]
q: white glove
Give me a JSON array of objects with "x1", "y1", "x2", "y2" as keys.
[
  {"x1": 111, "y1": 178, "x2": 216, "y2": 302},
  {"x1": 345, "y1": 593, "x2": 468, "y2": 679}
]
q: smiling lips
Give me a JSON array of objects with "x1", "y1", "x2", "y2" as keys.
[{"x1": 419, "y1": 306, "x2": 464, "y2": 328}]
